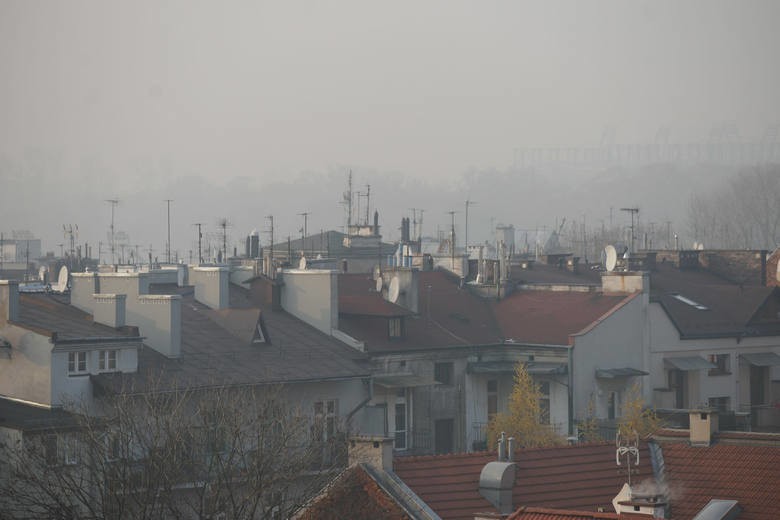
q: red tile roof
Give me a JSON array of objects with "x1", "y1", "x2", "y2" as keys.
[
  {"x1": 492, "y1": 291, "x2": 631, "y2": 345},
  {"x1": 393, "y1": 442, "x2": 653, "y2": 520},
  {"x1": 298, "y1": 465, "x2": 410, "y2": 520},
  {"x1": 659, "y1": 441, "x2": 780, "y2": 520},
  {"x1": 507, "y1": 506, "x2": 619, "y2": 520}
]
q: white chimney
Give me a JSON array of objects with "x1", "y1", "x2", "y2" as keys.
[
  {"x1": 613, "y1": 483, "x2": 666, "y2": 518},
  {"x1": 70, "y1": 272, "x2": 98, "y2": 314},
  {"x1": 92, "y1": 294, "x2": 126, "y2": 328},
  {"x1": 0, "y1": 280, "x2": 19, "y2": 324},
  {"x1": 134, "y1": 294, "x2": 181, "y2": 358},
  {"x1": 689, "y1": 409, "x2": 719, "y2": 447},
  {"x1": 191, "y1": 267, "x2": 229, "y2": 310}
]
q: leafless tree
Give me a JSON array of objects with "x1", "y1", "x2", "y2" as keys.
[
  {"x1": 0, "y1": 382, "x2": 345, "y2": 519},
  {"x1": 687, "y1": 164, "x2": 780, "y2": 250}
]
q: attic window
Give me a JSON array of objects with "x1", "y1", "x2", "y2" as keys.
[
  {"x1": 252, "y1": 324, "x2": 266, "y2": 344},
  {"x1": 672, "y1": 294, "x2": 709, "y2": 311}
]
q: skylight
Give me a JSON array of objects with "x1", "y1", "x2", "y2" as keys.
[{"x1": 672, "y1": 294, "x2": 709, "y2": 311}]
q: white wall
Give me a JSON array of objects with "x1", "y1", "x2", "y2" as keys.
[
  {"x1": 0, "y1": 324, "x2": 52, "y2": 406},
  {"x1": 648, "y1": 302, "x2": 780, "y2": 412},
  {"x1": 571, "y1": 294, "x2": 646, "y2": 422},
  {"x1": 280, "y1": 269, "x2": 338, "y2": 336}
]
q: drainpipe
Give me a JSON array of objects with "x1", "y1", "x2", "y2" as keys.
[
  {"x1": 568, "y1": 345, "x2": 574, "y2": 436},
  {"x1": 347, "y1": 377, "x2": 374, "y2": 428}
]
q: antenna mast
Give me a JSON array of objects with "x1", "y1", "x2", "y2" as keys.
[
  {"x1": 164, "y1": 199, "x2": 173, "y2": 263},
  {"x1": 193, "y1": 223, "x2": 204, "y2": 264},
  {"x1": 465, "y1": 200, "x2": 476, "y2": 254},
  {"x1": 620, "y1": 207, "x2": 639, "y2": 253},
  {"x1": 447, "y1": 210, "x2": 457, "y2": 269},
  {"x1": 298, "y1": 212, "x2": 310, "y2": 256},
  {"x1": 105, "y1": 199, "x2": 119, "y2": 264},
  {"x1": 266, "y1": 215, "x2": 274, "y2": 274}
]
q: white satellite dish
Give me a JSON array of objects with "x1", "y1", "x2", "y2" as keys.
[
  {"x1": 604, "y1": 245, "x2": 618, "y2": 272},
  {"x1": 372, "y1": 264, "x2": 381, "y2": 281},
  {"x1": 298, "y1": 256, "x2": 307, "y2": 270},
  {"x1": 692, "y1": 241, "x2": 699, "y2": 250},
  {"x1": 387, "y1": 276, "x2": 400, "y2": 303},
  {"x1": 776, "y1": 259, "x2": 780, "y2": 283},
  {"x1": 55, "y1": 266, "x2": 69, "y2": 293},
  {"x1": 38, "y1": 266, "x2": 48, "y2": 282},
  {"x1": 696, "y1": 242, "x2": 704, "y2": 251},
  {"x1": 375, "y1": 276, "x2": 384, "y2": 293}
]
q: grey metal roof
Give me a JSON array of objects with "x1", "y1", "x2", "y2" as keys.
[
  {"x1": 0, "y1": 398, "x2": 81, "y2": 432},
  {"x1": 595, "y1": 367, "x2": 649, "y2": 379},
  {"x1": 664, "y1": 356, "x2": 716, "y2": 371}
]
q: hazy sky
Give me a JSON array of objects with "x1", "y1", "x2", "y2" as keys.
[{"x1": 2, "y1": 1, "x2": 780, "y2": 252}]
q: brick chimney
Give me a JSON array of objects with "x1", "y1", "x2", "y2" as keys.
[{"x1": 348, "y1": 436, "x2": 393, "y2": 472}]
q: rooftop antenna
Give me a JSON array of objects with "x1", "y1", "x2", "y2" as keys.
[
  {"x1": 620, "y1": 207, "x2": 639, "y2": 253},
  {"x1": 164, "y1": 199, "x2": 173, "y2": 263},
  {"x1": 447, "y1": 210, "x2": 457, "y2": 269},
  {"x1": 217, "y1": 217, "x2": 230, "y2": 264},
  {"x1": 365, "y1": 184, "x2": 371, "y2": 225},
  {"x1": 616, "y1": 429, "x2": 640, "y2": 487},
  {"x1": 265, "y1": 215, "x2": 274, "y2": 274},
  {"x1": 193, "y1": 223, "x2": 205, "y2": 264},
  {"x1": 105, "y1": 199, "x2": 119, "y2": 264},
  {"x1": 298, "y1": 212, "x2": 310, "y2": 255},
  {"x1": 340, "y1": 171, "x2": 353, "y2": 233},
  {"x1": 465, "y1": 199, "x2": 477, "y2": 253}
]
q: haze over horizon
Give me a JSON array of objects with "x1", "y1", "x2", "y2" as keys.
[{"x1": 2, "y1": 1, "x2": 779, "y2": 254}]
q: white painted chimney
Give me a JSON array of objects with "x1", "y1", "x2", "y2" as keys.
[
  {"x1": 190, "y1": 267, "x2": 229, "y2": 310},
  {"x1": 0, "y1": 280, "x2": 19, "y2": 324},
  {"x1": 613, "y1": 483, "x2": 666, "y2": 518},
  {"x1": 689, "y1": 409, "x2": 719, "y2": 447},
  {"x1": 70, "y1": 272, "x2": 98, "y2": 314},
  {"x1": 92, "y1": 294, "x2": 126, "y2": 328},
  {"x1": 134, "y1": 294, "x2": 181, "y2": 358}
]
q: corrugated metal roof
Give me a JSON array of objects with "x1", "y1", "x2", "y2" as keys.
[
  {"x1": 664, "y1": 356, "x2": 716, "y2": 371},
  {"x1": 594, "y1": 368, "x2": 648, "y2": 379},
  {"x1": 740, "y1": 352, "x2": 780, "y2": 366}
]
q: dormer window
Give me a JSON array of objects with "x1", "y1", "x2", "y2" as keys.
[
  {"x1": 68, "y1": 352, "x2": 87, "y2": 375},
  {"x1": 388, "y1": 318, "x2": 403, "y2": 339}
]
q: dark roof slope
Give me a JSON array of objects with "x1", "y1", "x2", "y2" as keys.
[
  {"x1": 339, "y1": 274, "x2": 415, "y2": 317},
  {"x1": 339, "y1": 270, "x2": 502, "y2": 353},
  {"x1": 93, "y1": 284, "x2": 369, "y2": 394},
  {"x1": 0, "y1": 397, "x2": 81, "y2": 432},
  {"x1": 492, "y1": 291, "x2": 632, "y2": 345},
  {"x1": 658, "y1": 441, "x2": 780, "y2": 520},
  {"x1": 16, "y1": 293, "x2": 140, "y2": 341},
  {"x1": 650, "y1": 264, "x2": 779, "y2": 338},
  {"x1": 393, "y1": 443, "x2": 653, "y2": 520}
]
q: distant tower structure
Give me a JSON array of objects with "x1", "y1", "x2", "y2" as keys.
[
  {"x1": 495, "y1": 224, "x2": 515, "y2": 256},
  {"x1": 246, "y1": 229, "x2": 260, "y2": 258}
]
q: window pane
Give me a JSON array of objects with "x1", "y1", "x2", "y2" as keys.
[{"x1": 395, "y1": 404, "x2": 406, "y2": 431}]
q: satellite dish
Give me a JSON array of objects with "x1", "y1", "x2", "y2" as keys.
[
  {"x1": 298, "y1": 256, "x2": 307, "y2": 270},
  {"x1": 372, "y1": 264, "x2": 381, "y2": 281},
  {"x1": 375, "y1": 276, "x2": 384, "y2": 293},
  {"x1": 776, "y1": 259, "x2": 780, "y2": 282},
  {"x1": 604, "y1": 245, "x2": 617, "y2": 272},
  {"x1": 692, "y1": 241, "x2": 699, "y2": 250},
  {"x1": 38, "y1": 266, "x2": 48, "y2": 282},
  {"x1": 387, "y1": 276, "x2": 400, "y2": 303},
  {"x1": 56, "y1": 266, "x2": 69, "y2": 293},
  {"x1": 696, "y1": 242, "x2": 704, "y2": 251}
]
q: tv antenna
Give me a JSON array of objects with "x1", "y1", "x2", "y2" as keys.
[
  {"x1": 620, "y1": 207, "x2": 639, "y2": 253},
  {"x1": 616, "y1": 429, "x2": 640, "y2": 486},
  {"x1": 298, "y1": 212, "x2": 310, "y2": 255},
  {"x1": 465, "y1": 199, "x2": 477, "y2": 252},
  {"x1": 164, "y1": 199, "x2": 173, "y2": 263},
  {"x1": 340, "y1": 170, "x2": 353, "y2": 233},
  {"x1": 193, "y1": 223, "x2": 205, "y2": 264},
  {"x1": 265, "y1": 215, "x2": 274, "y2": 271},
  {"x1": 447, "y1": 210, "x2": 457, "y2": 269},
  {"x1": 105, "y1": 199, "x2": 119, "y2": 264},
  {"x1": 217, "y1": 217, "x2": 230, "y2": 263},
  {"x1": 62, "y1": 225, "x2": 78, "y2": 258}
]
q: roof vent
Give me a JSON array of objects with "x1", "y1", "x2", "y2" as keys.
[{"x1": 479, "y1": 432, "x2": 516, "y2": 514}]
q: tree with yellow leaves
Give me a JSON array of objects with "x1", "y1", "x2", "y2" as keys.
[
  {"x1": 617, "y1": 382, "x2": 663, "y2": 438},
  {"x1": 486, "y1": 362, "x2": 565, "y2": 449}
]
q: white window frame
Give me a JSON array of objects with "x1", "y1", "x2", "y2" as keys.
[
  {"x1": 98, "y1": 349, "x2": 118, "y2": 372},
  {"x1": 394, "y1": 388, "x2": 408, "y2": 451},
  {"x1": 68, "y1": 351, "x2": 88, "y2": 375}
]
